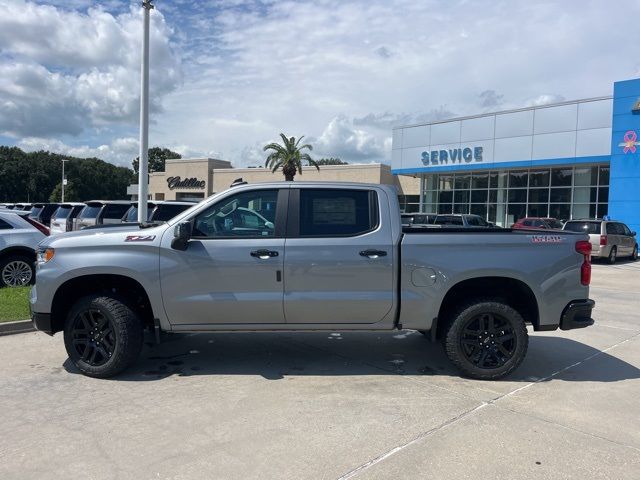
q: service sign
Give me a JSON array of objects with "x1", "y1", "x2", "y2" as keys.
[{"x1": 421, "y1": 146, "x2": 484, "y2": 166}]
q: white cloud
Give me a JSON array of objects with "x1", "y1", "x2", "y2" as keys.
[
  {"x1": 18, "y1": 136, "x2": 139, "y2": 167},
  {"x1": 0, "y1": 1, "x2": 181, "y2": 137},
  {"x1": 3, "y1": 0, "x2": 640, "y2": 168}
]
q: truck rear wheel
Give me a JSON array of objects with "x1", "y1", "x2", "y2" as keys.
[
  {"x1": 444, "y1": 300, "x2": 528, "y2": 380},
  {"x1": 63, "y1": 295, "x2": 144, "y2": 378}
]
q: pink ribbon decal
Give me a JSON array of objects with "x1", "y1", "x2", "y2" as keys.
[{"x1": 622, "y1": 130, "x2": 638, "y2": 153}]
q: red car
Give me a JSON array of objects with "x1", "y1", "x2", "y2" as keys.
[{"x1": 511, "y1": 217, "x2": 564, "y2": 230}]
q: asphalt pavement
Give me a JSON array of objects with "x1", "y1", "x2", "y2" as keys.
[{"x1": 0, "y1": 261, "x2": 638, "y2": 479}]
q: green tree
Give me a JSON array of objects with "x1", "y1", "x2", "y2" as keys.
[
  {"x1": 0, "y1": 147, "x2": 134, "y2": 202},
  {"x1": 315, "y1": 157, "x2": 348, "y2": 165},
  {"x1": 132, "y1": 147, "x2": 182, "y2": 175},
  {"x1": 263, "y1": 134, "x2": 318, "y2": 181},
  {"x1": 49, "y1": 181, "x2": 79, "y2": 202}
]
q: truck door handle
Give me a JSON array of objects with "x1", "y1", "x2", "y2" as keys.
[
  {"x1": 359, "y1": 249, "x2": 387, "y2": 259},
  {"x1": 250, "y1": 249, "x2": 279, "y2": 259}
]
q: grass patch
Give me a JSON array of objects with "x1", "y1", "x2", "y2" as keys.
[{"x1": 0, "y1": 286, "x2": 31, "y2": 323}]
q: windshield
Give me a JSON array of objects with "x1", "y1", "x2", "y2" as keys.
[{"x1": 564, "y1": 221, "x2": 600, "y2": 234}]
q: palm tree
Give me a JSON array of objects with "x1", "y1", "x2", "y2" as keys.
[{"x1": 264, "y1": 134, "x2": 319, "y2": 181}]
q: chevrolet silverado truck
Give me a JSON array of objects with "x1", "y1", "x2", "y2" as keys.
[{"x1": 30, "y1": 182, "x2": 595, "y2": 379}]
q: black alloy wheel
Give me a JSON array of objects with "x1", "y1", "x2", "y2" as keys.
[
  {"x1": 459, "y1": 313, "x2": 516, "y2": 370},
  {"x1": 444, "y1": 299, "x2": 528, "y2": 380},
  {"x1": 64, "y1": 295, "x2": 144, "y2": 378},
  {"x1": 70, "y1": 309, "x2": 116, "y2": 367}
]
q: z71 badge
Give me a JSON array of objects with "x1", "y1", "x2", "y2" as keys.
[
  {"x1": 125, "y1": 235, "x2": 156, "y2": 242},
  {"x1": 530, "y1": 235, "x2": 564, "y2": 244}
]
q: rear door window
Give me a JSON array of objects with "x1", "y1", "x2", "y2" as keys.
[
  {"x1": 434, "y1": 215, "x2": 464, "y2": 226},
  {"x1": 564, "y1": 221, "x2": 601, "y2": 234},
  {"x1": 298, "y1": 189, "x2": 378, "y2": 237},
  {"x1": 53, "y1": 206, "x2": 69, "y2": 219},
  {"x1": 123, "y1": 206, "x2": 138, "y2": 222},
  {"x1": 153, "y1": 204, "x2": 192, "y2": 222},
  {"x1": 78, "y1": 205, "x2": 102, "y2": 219},
  {"x1": 103, "y1": 204, "x2": 130, "y2": 220}
]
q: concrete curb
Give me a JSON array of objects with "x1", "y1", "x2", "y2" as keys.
[{"x1": 0, "y1": 320, "x2": 34, "y2": 336}]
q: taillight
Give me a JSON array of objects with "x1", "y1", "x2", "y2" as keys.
[
  {"x1": 576, "y1": 240, "x2": 592, "y2": 286},
  {"x1": 600, "y1": 235, "x2": 607, "y2": 246},
  {"x1": 24, "y1": 216, "x2": 50, "y2": 236}
]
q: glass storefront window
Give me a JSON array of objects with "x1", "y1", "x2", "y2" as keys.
[
  {"x1": 509, "y1": 170, "x2": 528, "y2": 188},
  {"x1": 598, "y1": 187, "x2": 609, "y2": 203},
  {"x1": 529, "y1": 169, "x2": 550, "y2": 187},
  {"x1": 454, "y1": 174, "x2": 470, "y2": 190},
  {"x1": 424, "y1": 175, "x2": 438, "y2": 190},
  {"x1": 528, "y1": 188, "x2": 549, "y2": 203},
  {"x1": 551, "y1": 168, "x2": 572, "y2": 186},
  {"x1": 550, "y1": 188, "x2": 571, "y2": 203},
  {"x1": 507, "y1": 204, "x2": 526, "y2": 225},
  {"x1": 528, "y1": 203, "x2": 549, "y2": 218},
  {"x1": 471, "y1": 190, "x2": 488, "y2": 203},
  {"x1": 549, "y1": 204, "x2": 571, "y2": 220},
  {"x1": 439, "y1": 175, "x2": 454, "y2": 190},
  {"x1": 417, "y1": 163, "x2": 609, "y2": 226},
  {"x1": 453, "y1": 203, "x2": 468, "y2": 214},
  {"x1": 470, "y1": 204, "x2": 487, "y2": 217},
  {"x1": 489, "y1": 171, "x2": 508, "y2": 188},
  {"x1": 471, "y1": 173, "x2": 489, "y2": 189},
  {"x1": 454, "y1": 191, "x2": 469, "y2": 204},
  {"x1": 508, "y1": 189, "x2": 527, "y2": 203},
  {"x1": 439, "y1": 191, "x2": 453, "y2": 203},
  {"x1": 438, "y1": 203, "x2": 452, "y2": 214},
  {"x1": 574, "y1": 166, "x2": 598, "y2": 186}
]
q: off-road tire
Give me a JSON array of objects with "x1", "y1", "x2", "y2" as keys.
[
  {"x1": 63, "y1": 295, "x2": 144, "y2": 378},
  {"x1": 444, "y1": 299, "x2": 528, "y2": 380},
  {"x1": 0, "y1": 254, "x2": 34, "y2": 287},
  {"x1": 607, "y1": 246, "x2": 617, "y2": 265}
]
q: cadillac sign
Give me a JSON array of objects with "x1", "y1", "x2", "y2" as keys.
[{"x1": 166, "y1": 176, "x2": 205, "y2": 189}]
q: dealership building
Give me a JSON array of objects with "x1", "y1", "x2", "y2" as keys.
[
  {"x1": 128, "y1": 159, "x2": 420, "y2": 208},
  {"x1": 392, "y1": 78, "x2": 640, "y2": 231}
]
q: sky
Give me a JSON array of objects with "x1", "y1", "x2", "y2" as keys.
[{"x1": 1, "y1": 0, "x2": 640, "y2": 169}]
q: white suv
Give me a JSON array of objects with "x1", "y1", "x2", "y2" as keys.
[{"x1": 0, "y1": 210, "x2": 48, "y2": 287}]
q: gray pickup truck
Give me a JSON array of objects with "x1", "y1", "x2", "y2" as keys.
[{"x1": 31, "y1": 182, "x2": 595, "y2": 379}]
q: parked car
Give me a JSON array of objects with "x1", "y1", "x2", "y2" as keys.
[
  {"x1": 32, "y1": 182, "x2": 594, "y2": 379},
  {"x1": 563, "y1": 219, "x2": 638, "y2": 263},
  {"x1": 0, "y1": 210, "x2": 49, "y2": 287},
  {"x1": 401, "y1": 213, "x2": 437, "y2": 227},
  {"x1": 121, "y1": 201, "x2": 196, "y2": 224},
  {"x1": 512, "y1": 217, "x2": 564, "y2": 230},
  {"x1": 13, "y1": 203, "x2": 33, "y2": 211},
  {"x1": 73, "y1": 201, "x2": 131, "y2": 231},
  {"x1": 29, "y1": 203, "x2": 59, "y2": 227},
  {"x1": 50, "y1": 203, "x2": 86, "y2": 235},
  {"x1": 433, "y1": 214, "x2": 494, "y2": 227}
]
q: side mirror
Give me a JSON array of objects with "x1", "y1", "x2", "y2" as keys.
[
  {"x1": 264, "y1": 221, "x2": 274, "y2": 230},
  {"x1": 171, "y1": 221, "x2": 192, "y2": 251},
  {"x1": 632, "y1": 231, "x2": 637, "y2": 237}
]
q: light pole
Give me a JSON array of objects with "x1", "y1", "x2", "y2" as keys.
[
  {"x1": 61, "y1": 159, "x2": 68, "y2": 202},
  {"x1": 137, "y1": 0, "x2": 154, "y2": 222}
]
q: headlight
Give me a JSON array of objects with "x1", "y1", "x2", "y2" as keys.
[{"x1": 36, "y1": 248, "x2": 55, "y2": 264}]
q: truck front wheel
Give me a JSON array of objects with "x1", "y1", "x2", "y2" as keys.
[
  {"x1": 63, "y1": 295, "x2": 144, "y2": 378},
  {"x1": 444, "y1": 300, "x2": 528, "y2": 380}
]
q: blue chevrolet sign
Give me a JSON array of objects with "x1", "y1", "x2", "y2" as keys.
[{"x1": 421, "y1": 146, "x2": 484, "y2": 166}]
